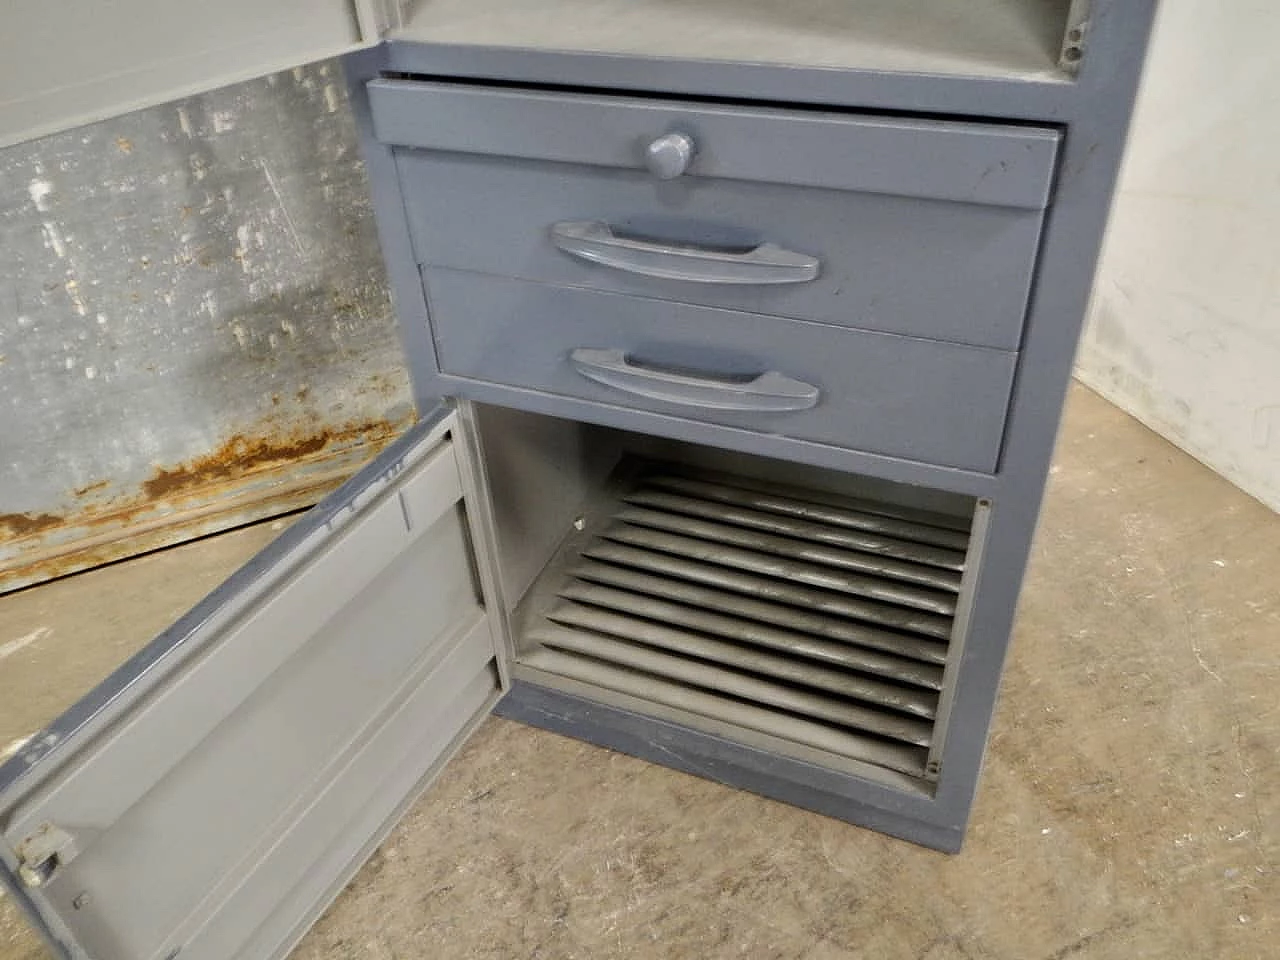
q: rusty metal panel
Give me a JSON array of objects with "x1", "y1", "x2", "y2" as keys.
[{"x1": 0, "y1": 61, "x2": 413, "y2": 594}]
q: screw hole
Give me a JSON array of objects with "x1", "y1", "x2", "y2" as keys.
[
  {"x1": 1063, "y1": 46, "x2": 1083, "y2": 63},
  {"x1": 1068, "y1": 27, "x2": 1084, "y2": 42}
]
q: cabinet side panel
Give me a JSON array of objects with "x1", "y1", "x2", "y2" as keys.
[{"x1": 0, "y1": 1, "x2": 367, "y2": 148}]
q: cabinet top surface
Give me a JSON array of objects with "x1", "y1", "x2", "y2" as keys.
[{"x1": 392, "y1": 0, "x2": 1075, "y2": 83}]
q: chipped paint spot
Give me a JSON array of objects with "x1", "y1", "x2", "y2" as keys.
[
  {"x1": 64, "y1": 278, "x2": 88, "y2": 315},
  {"x1": 212, "y1": 110, "x2": 236, "y2": 133},
  {"x1": 177, "y1": 107, "x2": 193, "y2": 137},
  {"x1": 323, "y1": 84, "x2": 341, "y2": 113},
  {"x1": 84, "y1": 366, "x2": 97, "y2": 380},
  {"x1": 41, "y1": 222, "x2": 66, "y2": 258},
  {"x1": 115, "y1": 136, "x2": 133, "y2": 154},
  {"x1": 28, "y1": 177, "x2": 54, "y2": 211}
]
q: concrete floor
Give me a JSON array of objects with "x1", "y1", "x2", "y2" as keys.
[{"x1": 1, "y1": 384, "x2": 1277, "y2": 959}]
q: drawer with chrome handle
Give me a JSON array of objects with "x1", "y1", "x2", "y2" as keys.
[
  {"x1": 424, "y1": 268, "x2": 1017, "y2": 473},
  {"x1": 372, "y1": 79, "x2": 1060, "y2": 351},
  {"x1": 549, "y1": 221, "x2": 820, "y2": 286}
]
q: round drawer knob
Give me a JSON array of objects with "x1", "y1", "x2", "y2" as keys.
[{"x1": 644, "y1": 132, "x2": 696, "y2": 179}]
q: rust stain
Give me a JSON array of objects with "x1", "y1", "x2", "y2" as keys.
[
  {"x1": 141, "y1": 420, "x2": 389, "y2": 500},
  {"x1": 0, "y1": 513, "x2": 62, "y2": 538},
  {"x1": 115, "y1": 136, "x2": 133, "y2": 154},
  {"x1": 1, "y1": 410, "x2": 415, "y2": 593},
  {"x1": 72, "y1": 479, "x2": 110, "y2": 498},
  {"x1": 2, "y1": 493, "x2": 318, "y2": 594}
]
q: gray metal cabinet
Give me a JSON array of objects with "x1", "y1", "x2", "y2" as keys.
[{"x1": 1, "y1": 3, "x2": 1158, "y2": 958}]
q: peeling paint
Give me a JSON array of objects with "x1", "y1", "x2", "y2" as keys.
[
  {"x1": 41, "y1": 221, "x2": 66, "y2": 257},
  {"x1": 27, "y1": 177, "x2": 53, "y2": 211}
]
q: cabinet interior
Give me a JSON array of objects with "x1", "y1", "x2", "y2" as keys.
[
  {"x1": 394, "y1": 0, "x2": 1085, "y2": 82},
  {"x1": 470, "y1": 403, "x2": 983, "y2": 794}
]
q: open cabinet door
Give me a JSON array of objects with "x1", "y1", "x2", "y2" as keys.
[
  {"x1": 0, "y1": 0, "x2": 409, "y2": 148},
  {"x1": 0, "y1": 405, "x2": 506, "y2": 960}
]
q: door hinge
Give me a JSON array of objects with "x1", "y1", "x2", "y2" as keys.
[{"x1": 16, "y1": 823, "x2": 77, "y2": 888}]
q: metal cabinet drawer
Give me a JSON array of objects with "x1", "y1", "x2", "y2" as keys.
[
  {"x1": 425, "y1": 269, "x2": 1016, "y2": 472},
  {"x1": 371, "y1": 79, "x2": 1060, "y2": 350}
]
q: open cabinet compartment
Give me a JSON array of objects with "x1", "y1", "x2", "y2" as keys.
[
  {"x1": 0, "y1": 399, "x2": 991, "y2": 960},
  {"x1": 467, "y1": 403, "x2": 988, "y2": 800}
]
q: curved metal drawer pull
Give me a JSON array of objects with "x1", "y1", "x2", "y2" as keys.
[
  {"x1": 570, "y1": 348, "x2": 820, "y2": 412},
  {"x1": 550, "y1": 221, "x2": 820, "y2": 285}
]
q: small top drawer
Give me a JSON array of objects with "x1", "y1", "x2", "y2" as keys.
[{"x1": 369, "y1": 79, "x2": 1060, "y2": 350}]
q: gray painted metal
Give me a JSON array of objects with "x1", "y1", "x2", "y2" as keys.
[
  {"x1": 555, "y1": 583, "x2": 942, "y2": 706},
  {"x1": 357, "y1": 9, "x2": 1153, "y2": 857},
  {"x1": 359, "y1": 0, "x2": 1156, "y2": 852},
  {"x1": 0, "y1": 1, "x2": 377, "y2": 150},
  {"x1": 644, "y1": 474, "x2": 973, "y2": 542},
  {"x1": 494, "y1": 680, "x2": 957, "y2": 846},
  {"x1": 521, "y1": 646, "x2": 928, "y2": 777},
  {"x1": 392, "y1": 142, "x2": 1048, "y2": 349},
  {"x1": 0, "y1": 22, "x2": 1152, "y2": 960},
  {"x1": 0, "y1": 408, "x2": 505, "y2": 960},
  {"x1": 437, "y1": 372, "x2": 1005, "y2": 498},
  {"x1": 614, "y1": 499, "x2": 962, "y2": 593},
  {"x1": 623, "y1": 487, "x2": 967, "y2": 571},
  {"x1": 581, "y1": 540, "x2": 949, "y2": 661},
  {"x1": 0, "y1": 61, "x2": 412, "y2": 593},
  {"x1": 370, "y1": 79, "x2": 1060, "y2": 208},
  {"x1": 607, "y1": 509, "x2": 957, "y2": 615},
  {"x1": 569, "y1": 349, "x2": 820, "y2": 413},
  {"x1": 599, "y1": 523, "x2": 954, "y2": 634},
  {"x1": 547, "y1": 601, "x2": 936, "y2": 721},
  {"x1": 533, "y1": 622, "x2": 935, "y2": 745},
  {"x1": 549, "y1": 221, "x2": 822, "y2": 286},
  {"x1": 563, "y1": 565, "x2": 946, "y2": 689},
  {"x1": 388, "y1": 0, "x2": 1078, "y2": 84},
  {"x1": 425, "y1": 270, "x2": 1018, "y2": 471}
]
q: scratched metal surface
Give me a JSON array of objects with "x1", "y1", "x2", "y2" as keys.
[{"x1": 0, "y1": 61, "x2": 413, "y2": 592}]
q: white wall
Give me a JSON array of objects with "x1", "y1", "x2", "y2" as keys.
[{"x1": 1076, "y1": 1, "x2": 1280, "y2": 512}]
